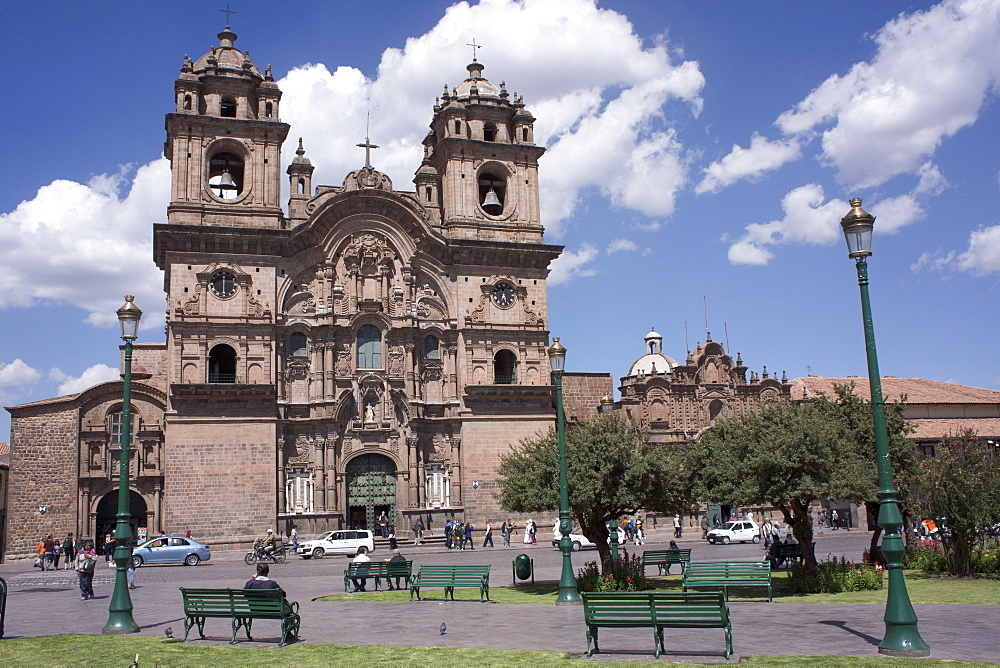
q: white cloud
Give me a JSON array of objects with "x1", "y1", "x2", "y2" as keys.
[
  {"x1": 917, "y1": 223, "x2": 1000, "y2": 276},
  {"x1": 0, "y1": 359, "x2": 42, "y2": 387},
  {"x1": 726, "y1": 184, "x2": 847, "y2": 265},
  {"x1": 696, "y1": 134, "x2": 801, "y2": 194},
  {"x1": 0, "y1": 160, "x2": 168, "y2": 329},
  {"x1": 549, "y1": 243, "x2": 598, "y2": 285},
  {"x1": 607, "y1": 238, "x2": 639, "y2": 254},
  {"x1": 277, "y1": 0, "x2": 705, "y2": 238},
  {"x1": 775, "y1": 0, "x2": 1000, "y2": 189},
  {"x1": 49, "y1": 363, "x2": 120, "y2": 396},
  {"x1": 957, "y1": 224, "x2": 1000, "y2": 275}
]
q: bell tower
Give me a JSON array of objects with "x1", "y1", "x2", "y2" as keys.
[
  {"x1": 418, "y1": 59, "x2": 545, "y2": 243},
  {"x1": 164, "y1": 27, "x2": 289, "y2": 228}
]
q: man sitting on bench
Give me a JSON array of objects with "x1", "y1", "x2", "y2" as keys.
[{"x1": 245, "y1": 562, "x2": 280, "y2": 590}]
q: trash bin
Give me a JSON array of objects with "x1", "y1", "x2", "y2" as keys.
[{"x1": 512, "y1": 553, "x2": 534, "y2": 585}]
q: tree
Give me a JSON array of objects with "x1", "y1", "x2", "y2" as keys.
[
  {"x1": 684, "y1": 385, "x2": 915, "y2": 574},
  {"x1": 914, "y1": 431, "x2": 1000, "y2": 577},
  {"x1": 496, "y1": 413, "x2": 691, "y2": 572}
]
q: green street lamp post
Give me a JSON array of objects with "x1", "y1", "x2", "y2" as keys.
[
  {"x1": 549, "y1": 338, "x2": 580, "y2": 605},
  {"x1": 599, "y1": 395, "x2": 619, "y2": 562},
  {"x1": 103, "y1": 296, "x2": 142, "y2": 634},
  {"x1": 840, "y1": 200, "x2": 929, "y2": 657}
]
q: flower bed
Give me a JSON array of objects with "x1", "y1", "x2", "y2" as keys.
[
  {"x1": 576, "y1": 549, "x2": 648, "y2": 592},
  {"x1": 786, "y1": 555, "x2": 884, "y2": 594}
]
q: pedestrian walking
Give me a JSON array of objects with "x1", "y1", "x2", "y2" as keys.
[
  {"x1": 634, "y1": 517, "x2": 644, "y2": 545},
  {"x1": 42, "y1": 535, "x2": 57, "y2": 570},
  {"x1": 104, "y1": 533, "x2": 117, "y2": 565},
  {"x1": 464, "y1": 522, "x2": 475, "y2": 549},
  {"x1": 75, "y1": 542, "x2": 97, "y2": 599},
  {"x1": 378, "y1": 511, "x2": 389, "y2": 539},
  {"x1": 412, "y1": 519, "x2": 424, "y2": 545},
  {"x1": 700, "y1": 515, "x2": 711, "y2": 539},
  {"x1": 673, "y1": 514, "x2": 682, "y2": 539},
  {"x1": 831, "y1": 509, "x2": 840, "y2": 531},
  {"x1": 60, "y1": 532, "x2": 75, "y2": 569},
  {"x1": 523, "y1": 519, "x2": 533, "y2": 544},
  {"x1": 289, "y1": 524, "x2": 299, "y2": 552},
  {"x1": 482, "y1": 520, "x2": 494, "y2": 548},
  {"x1": 500, "y1": 520, "x2": 511, "y2": 548}
]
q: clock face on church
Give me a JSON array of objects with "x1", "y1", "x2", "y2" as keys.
[
  {"x1": 210, "y1": 269, "x2": 237, "y2": 298},
  {"x1": 491, "y1": 281, "x2": 516, "y2": 308}
]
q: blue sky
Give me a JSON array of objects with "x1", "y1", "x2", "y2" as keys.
[{"x1": 2, "y1": 0, "x2": 999, "y2": 439}]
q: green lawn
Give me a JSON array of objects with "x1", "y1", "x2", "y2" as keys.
[
  {"x1": 0, "y1": 635, "x2": 991, "y2": 667},
  {"x1": 316, "y1": 571, "x2": 1000, "y2": 605}
]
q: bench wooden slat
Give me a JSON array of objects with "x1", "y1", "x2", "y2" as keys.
[
  {"x1": 681, "y1": 561, "x2": 772, "y2": 602},
  {"x1": 409, "y1": 565, "x2": 491, "y2": 602},
  {"x1": 180, "y1": 587, "x2": 300, "y2": 646},
  {"x1": 581, "y1": 591, "x2": 732, "y2": 659},
  {"x1": 343, "y1": 560, "x2": 413, "y2": 592},
  {"x1": 641, "y1": 549, "x2": 692, "y2": 574}
]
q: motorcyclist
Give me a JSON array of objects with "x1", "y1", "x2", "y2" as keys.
[{"x1": 259, "y1": 528, "x2": 278, "y2": 558}]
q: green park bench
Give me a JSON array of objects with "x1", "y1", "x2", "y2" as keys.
[
  {"x1": 581, "y1": 591, "x2": 732, "y2": 659},
  {"x1": 409, "y1": 564, "x2": 491, "y2": 601},
  {"x1": 641, "y1": 548, "x2": 692, "y2": 575},
  {"x1": 179, "y1": 587, "x2": 300, "y2": 646},
  {"x1": 343, "y1": 560, "x2": 413, "y2": 591},
  {"x1": 681, "y1": 560, "x2": 772, "y2": 602}
]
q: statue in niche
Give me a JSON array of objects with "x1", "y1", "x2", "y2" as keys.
[{"x1": 364, "y1": 401, "x2": 377, "y2": 424}]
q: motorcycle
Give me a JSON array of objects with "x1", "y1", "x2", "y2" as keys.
[{"x1": 244, "y1": 539, "x2": 289, "y2": 565}]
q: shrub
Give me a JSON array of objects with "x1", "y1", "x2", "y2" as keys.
[
  {"x1": 576, "y1": 548, "x2": 648, "y2": 592},
  {"x1": 906, "y1": 537, "x2": 1000, "y2": 575},
  {"x1": 787, "y1": 555, "x2": 884, "y2": 594}
]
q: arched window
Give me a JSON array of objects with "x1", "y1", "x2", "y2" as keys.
[
  {"x1": 290, "y1": 332, "x2": 307, "y2": 358},
  {"x1": 454, "y1": 120, "x2": 461, "y2": 135},
  {"x1": 265, "y1": 101, "x2": 273, "y2": 118},
  {"x1": 483, "y1": 122, "x2": 497, "y2": 142},
  {"x1": 208, "y1": 344, "x2": 237, "y2": 383},
  {"x1": 424, "y1": 335, "x2": 440, "y2": 359},
  {"x1": 709, "y1": 399, "x2": 724, "y2": 421},
  {"x1": 297, "y1": 178, "x2": 305, "y2": 194},
  {"x1": 183, "y1": 95, "x2": 192, "y2": 110},
  {"x1": 494, "y1": 350, "x2": 516, "y2": 384},
  {"x1": 221, "y1": 96, "x2": 237, "y2": 117},
  {"x1": 522, "y1": 127, "x2": 529, "y2": 142},
  {"x1": 357, "y1": 325, "x2": 382, "y2": 369}
]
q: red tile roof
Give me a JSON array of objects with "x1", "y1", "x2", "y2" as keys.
[{"x1": 790, "y1": 376, "x2": 1000, "y2": 405}]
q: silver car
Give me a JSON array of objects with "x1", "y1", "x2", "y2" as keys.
[{"x1": 129, "y1": 536, "x2": 211, "y2": 567}]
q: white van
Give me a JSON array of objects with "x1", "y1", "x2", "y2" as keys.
[{"x1": 297, "y1": 529, "x2": 375, "y2": 558}]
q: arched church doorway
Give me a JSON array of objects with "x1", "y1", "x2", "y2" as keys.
[
  {"x1": 95, "y1": 490, "x2": 147, "y2": 554},
  {"x1": 345, "y1": 453, "x2": 396, "y2": 533}
]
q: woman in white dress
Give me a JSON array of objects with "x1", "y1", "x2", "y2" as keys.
[{"x1": 523, "y1": 519, "x2": 533, "y2": 544}]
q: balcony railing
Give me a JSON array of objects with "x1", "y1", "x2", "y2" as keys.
[{"x1": 208, "y1": 373, "x2": 237, "y2": 383}]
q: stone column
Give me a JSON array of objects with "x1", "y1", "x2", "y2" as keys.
[
  {"x1": 314, "y1": 439, "x2": 326, "y2": 510},
  {"x1": 450, "y1": 437, "x2": 462, "y2": 506},
  {"x1": 407, "y1": 437, "x2": 419, "y2": 508},
  {"x1": 276, "y1": 438, "x2": 286, "y2": 514}
]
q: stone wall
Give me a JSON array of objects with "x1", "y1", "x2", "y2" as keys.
[
  {"x1": 6, "y1": 401, "x2": 79, "y2": 559},
  {"x1": 562, "y1": 372, "x2": 614, "y2": 423}
]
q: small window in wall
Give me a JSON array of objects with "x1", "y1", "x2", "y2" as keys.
[
  {"x1": 478, "y1": 172, "x2": 505, "y2": 216},
  {"x1": 297, "y1": 178, "x2": 305, "y2": 194},
  {"x1": 208, "y1": 152, "x2": 244, "y2": 199},
  {"x1": 493, "y1": 350, "x2": 516, "y2": 384},
  {"x1": 424, "y1": 335, "x2": 440, "y2": 359},
  {"x1": 357, "y1": 325, "x2": 382, "y2": 369},
  {"x1": 183, "y1": 95, "x2": 192, "y2": 110},
  {"x1": 290, "y1": 332, "x2": 308, "y2": 357},
  {"x1": 454, "y1": 120, "x2": 461, "y2": 135},
  {"x1": 108, "y1": 409, "x2": 138, "y2": 446},
  {"x1": 265, "y1": 101, "x2": 273, "y2": 118},
  {"x1": 522, "y1": 127, "x2": 529, "y2": 142},
  {"x1": 221, "y1": 96, "x2": 237, "y2": 117},
  {"x1": 208, "y1": 344, "x2": 237, "y2": 383},
  {"x1": 709, "y1": 399, "x2": 724, "y2": 421},
  {"x1": 484, "y1": 122, "x2": 497, "y2": 142}
]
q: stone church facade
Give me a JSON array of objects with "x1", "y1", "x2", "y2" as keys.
[{"x1": 5, "y1": 27, "x2": 562, "y2": 556}]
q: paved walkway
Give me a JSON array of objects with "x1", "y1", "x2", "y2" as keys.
[{"x1": 1, "y1": 534, "x2": 996, "y2": 663}]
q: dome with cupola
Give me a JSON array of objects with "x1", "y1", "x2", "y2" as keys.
[
  {"x1": 626, "y1": 329, "x2": 679, "y2": 376},
  {"x1": 188, "y1": 28, "x2": 263, "y2": 80}
]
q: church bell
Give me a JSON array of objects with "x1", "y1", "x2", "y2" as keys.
[
  {"x1": 216, "y1": 169, "x2": 237, "y2": 191},
  {"x1": 482, "y1": 187, "x2": 501, "y2": 208}
]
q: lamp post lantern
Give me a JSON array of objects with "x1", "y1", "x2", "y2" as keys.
[
  {"x1": 549, "y1": 337, "x2": 580, "y2": 605},
  {"x1": 840, "y1": 200, "x2": 929, "y2": 657},
  {"x1": 103, "y1": 296, "x2": 142, "y2": 634}
]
